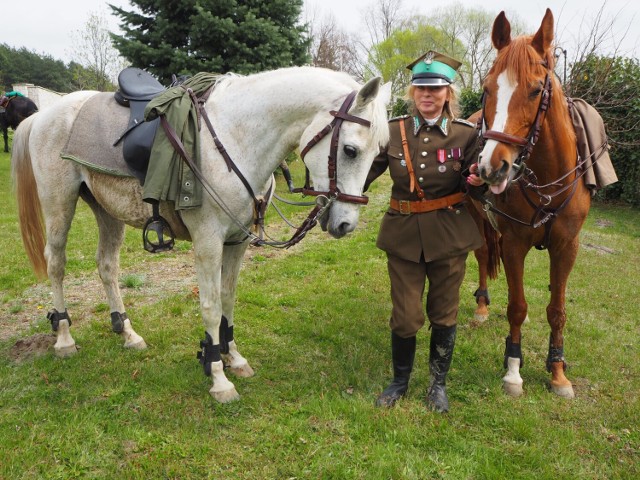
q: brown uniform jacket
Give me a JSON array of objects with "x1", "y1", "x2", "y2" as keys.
[{"x1": 366, "y1": 114, "x2": 484, "y2": 263}]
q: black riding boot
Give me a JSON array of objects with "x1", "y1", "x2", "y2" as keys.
[
  {"x1": 376, "y1": 332, "x2": 416, "y2": 407},
  {"x1": 426, "y1": 325, "x2": 457, "y2": 413}
]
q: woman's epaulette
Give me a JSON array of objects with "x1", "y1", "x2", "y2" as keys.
[{"x1": 453, "y1": 118, "x2": 475, "y2": 128}]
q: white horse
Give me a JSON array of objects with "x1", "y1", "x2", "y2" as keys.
[{"x1": 11, "y1": 66, "x2": 390, "y2": 402}]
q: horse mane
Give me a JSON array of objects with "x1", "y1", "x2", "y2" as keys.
[
  {"x1": 211, "y1": 67, "x2": 390, "y2": 150},
  {"x1": 493, "y1": 36, "x2": 574, "y2": 137}
]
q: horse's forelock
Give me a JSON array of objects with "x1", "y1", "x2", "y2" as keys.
[
  {"x1": 493, "y1": 36, "x2": 551, "y2": 85},
  {"x1": 491, "y1": 35, "x2": 573, "y2": 140}
]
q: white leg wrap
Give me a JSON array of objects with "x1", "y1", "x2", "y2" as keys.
[{"x1": 121, "y1": 319, "x2": 147, "y2": 350}]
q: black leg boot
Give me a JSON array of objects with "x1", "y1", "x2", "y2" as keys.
[
  {"x1": 426, "y1": 325, "x2": 457, "y2": 413},
  {"x1": 376, "y1": 332, "x2": 416, "y2": 407}
]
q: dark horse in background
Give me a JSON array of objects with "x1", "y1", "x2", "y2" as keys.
[
  {"x1": 0, "y1": 94, "x2": 39, "y2": 152},
  {"x1": 0, "y1": 108, "x2": 7, "y2": 153},
  {"x1": 471, "y1": 9, "x2": 593, "y2": 399}
]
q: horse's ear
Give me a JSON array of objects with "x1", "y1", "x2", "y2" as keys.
[
  {"x1": 531, "y1": 8, "x2": 554, "y2": 56},
  {"x1": 355, "y1": 77, "x2": 382, "y2": 109},
  {"x1": 491, "y1": 11, "x2": 511, "y2": 50}
]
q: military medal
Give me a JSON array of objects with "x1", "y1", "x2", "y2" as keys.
[
  {"x1": 435, "y1": 149, "x2": 446, "y2": 172},
  {"x1": 453, "y1": 161, "x2": 461, "y2": 171}
]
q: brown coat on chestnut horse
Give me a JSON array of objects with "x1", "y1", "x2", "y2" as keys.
[{"x1": 472, "y1": 9, "x2": 592, "y2": 398}]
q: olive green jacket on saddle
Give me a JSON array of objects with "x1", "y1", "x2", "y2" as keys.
[{"x1": 142, "y1": 72, "x2": 219, "y2": 210}]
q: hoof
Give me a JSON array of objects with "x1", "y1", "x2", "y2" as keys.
[
  {"x1": 473, "y1": 312, "x2": 489, "y2": 324},
  {"x1": 228, "y1": 363, "x2": 254, "y2": 378},
  {"x1": 54, "y1": 344, "x2": 78, "y2": 358},
  {"x1": 503, "y1": 381, "x2": 523, "y2": 397},
  {"x1": 210, "y1": 387, "x2": 241, "y2": 403},
  {"x1": 124, "y1": 338, "x2": 147, "y2": 350},
  {"x1": 550, "y1": 383, "x2": 575, "y2": 399}
]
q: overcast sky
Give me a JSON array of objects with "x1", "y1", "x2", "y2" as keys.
[{"x1": 2, "y1": 0, "x2": 638, "y2": 64}]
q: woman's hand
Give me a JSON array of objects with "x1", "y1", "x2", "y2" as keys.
[{"x1": 466, "y1": 162, "x2": 485, "y2": 187}]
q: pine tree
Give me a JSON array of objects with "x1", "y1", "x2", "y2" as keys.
[{"x1": 110, "y1": 0, "x2": 310, "y2": 83}]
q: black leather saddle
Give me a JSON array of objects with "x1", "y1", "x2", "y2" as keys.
[{"x1": 114, "y1": 67, "x2": 166, "y2": 183}]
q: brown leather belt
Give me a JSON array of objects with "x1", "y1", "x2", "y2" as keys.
[{"x1": 390, "y1": 192, "x2": 466, "y2": 215}]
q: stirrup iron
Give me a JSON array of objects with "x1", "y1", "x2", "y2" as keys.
[{"x1": 143, "y1": 202, "x2": 175, "y2": 253}]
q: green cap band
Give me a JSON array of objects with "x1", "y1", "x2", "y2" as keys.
[{"x1": 412, "y1": 60, "x2": 457, "y2": 82}]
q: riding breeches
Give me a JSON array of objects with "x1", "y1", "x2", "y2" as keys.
[{"x1": 386, "y1": 252, "x2": 468, "y2": 337}]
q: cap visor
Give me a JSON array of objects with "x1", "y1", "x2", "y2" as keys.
[{"x1": 411, "y1": 77, "x2": 451, "y2": 86}]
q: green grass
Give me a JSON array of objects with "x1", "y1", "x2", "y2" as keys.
[
  {"x1": 1, "y1": 150, "x2": 638, "y2": 479},
  {"x1": 121, "y1": 274, "x2": 147, "y2": 289}
]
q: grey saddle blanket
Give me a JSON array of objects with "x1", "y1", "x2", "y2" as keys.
[
  {"x1": 569, "y1": 97, "x2": 618, "y2": 190},
  {"x1": 61, "y1": 93, "x2": 137, "y2": 178}
]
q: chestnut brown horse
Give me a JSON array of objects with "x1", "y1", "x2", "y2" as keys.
[{"x1": 473, "y1": 9, "x2": 591, "y2": 398}]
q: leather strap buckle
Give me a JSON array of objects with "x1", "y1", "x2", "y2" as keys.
[{"x1": 398, "y1": 200, "x2": 412, "y2": 215}]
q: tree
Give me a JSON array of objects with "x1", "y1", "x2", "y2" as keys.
[
  {"x1": 0, "y1": 44, "x2": 72, "y2": 93},
  {"x1": 110, "y1": 0, "x2": 310, "y2": 83},
  {"x1": 425, "y1": 4, "x2": 526, "y2": 90},
  {"x1": 361, "y1": 0, "x2": 409, "y2": 48},
  {"x1": 366, "y1": 23, "x2": 462, "y2": 100},
  {"x1": 307, "y1": 12, "x2": 360, "y2": 78},
  {"x1": 68, "y1": 11, "x2": 127, "y2": 91}
]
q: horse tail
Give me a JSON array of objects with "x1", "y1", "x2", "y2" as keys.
[
  {"x1": 11, "y1": 115, "x2": 48, "y2": 279},
  {"x1": 483, "y1": 218, "x2": 501, "y2": 280}
]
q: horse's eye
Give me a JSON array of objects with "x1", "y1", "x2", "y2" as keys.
[
  {"x1": 529, "y1": 88, "x2": 542, "y2": 99},
  {"x1": 529, "y1": 81, "x2": 544, "y2": 99},
  {"x1": 343, "y1": 145, "x2": 358, "y2": 158}
]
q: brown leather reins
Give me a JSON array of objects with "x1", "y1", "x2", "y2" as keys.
[{"x1": 161, "y1": 87, "x2": 372, "y2": 248}]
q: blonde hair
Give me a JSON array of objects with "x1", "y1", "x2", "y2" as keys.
[{"x1": 405, "y1": 83, "x2": 461, "y2": 119}]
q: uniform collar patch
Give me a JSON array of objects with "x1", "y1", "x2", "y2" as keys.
[
  {"x1": 440, "y1": 117, "x2": 449, "y2": 136},
  {"x1": 413, "y1": 116, "x2": 421, "y2": 136},
  {"x1": 413, "y1": 115, "x2": 449, "y2": 136}
]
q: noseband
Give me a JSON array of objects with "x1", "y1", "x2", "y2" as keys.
[
  {"x1": 295, "y1": 91, "x2": 372, "y2": 205},
  {"x1": 477, "y1": 63, "x2": 552, "y2": 172}
]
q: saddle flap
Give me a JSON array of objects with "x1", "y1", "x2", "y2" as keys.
[{"x1": 117, "y1": 67, "x2": 165, "y2": 103}]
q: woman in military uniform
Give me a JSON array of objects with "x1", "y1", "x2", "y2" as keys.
[{"x1": 365, "y1": 51, "x2": 484, "y2": 412}]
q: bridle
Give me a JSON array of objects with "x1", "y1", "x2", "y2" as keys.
[
  {"x1": 474, "y1": 60, "x2": 597, "y2": 249},
  {"x1": 161, "y1": 88, "x2": 372, "y2": 249},
  {"x1": 294, "y1": 90, "x2": 371, "y2": 205},
  {"x1": 476, "y1": 61, "x2": 553, "y2": 179}
]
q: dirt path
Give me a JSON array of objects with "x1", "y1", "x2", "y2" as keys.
[{"x1": 2, "y1": 250, "x2": 201, "y2": 361}]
